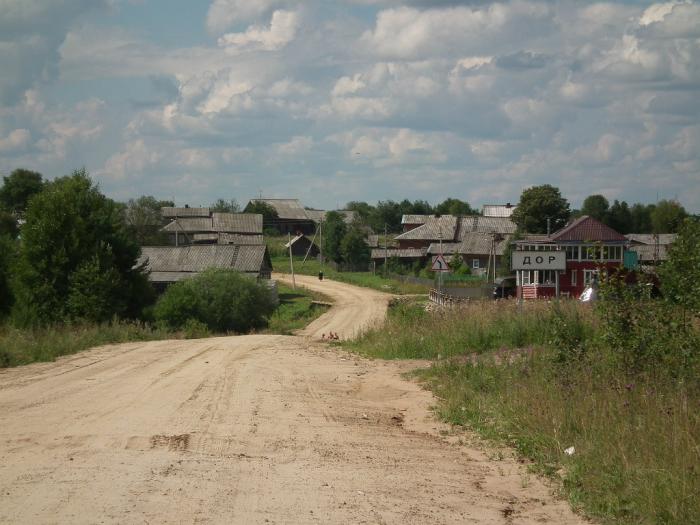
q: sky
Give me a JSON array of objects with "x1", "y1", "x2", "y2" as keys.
[{"x1": 0, "y1": 0, "x2": 699, "y2": 211}]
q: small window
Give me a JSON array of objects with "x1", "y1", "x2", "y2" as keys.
[
  {"x1": 566, "y1": 245, "x2": 579, "y2": 261},
  {"x1": 583, "y1": 269, "x2": 598, "y2": 286},
  {"x1": 571, "y1": 269, "x2": 577, "y2": 286},
  {"x1": 472, "y1": 259, "x2": 480, "y2": 269}
]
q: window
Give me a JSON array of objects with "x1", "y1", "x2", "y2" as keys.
[
  {"x1": 522, "y1": 270, "x2": 533, "y2": 285},
  {"x1": 540, "y1": 270, "x2": 556, "y2": 285},
  {"x1": 472, "y1": 259, "x2": 480, "y2": 269},
  {"x1": 566, "y1": 245, "x2": 579, "y2": 261},
  {"x1": 583, "y1": 269, "x2": 598, "y2": 286},
  {"x1": 581, "y1": 245, "x2": 598, "y2": 260},
  {"x1": 571, "y1": 269, "x2": 577, "y2": 286}
]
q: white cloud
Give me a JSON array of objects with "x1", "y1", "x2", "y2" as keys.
[
  {"x1": 206, "y1": 0, "x2": 286, "y2": 34},
  {"x1": 277, "y1": 135, "x2": 313, "y2": 155},
  {"x1": 0, "y1": 128, "x2": 31, "y2": 152},
  {"x1": 639, "y1": 1, "x2": 689, "y2": 26},
  {"x1": 360, "y1": 3, "x2": 552, "y2": 59},
  {"x1": 218, "y1": 10, "x2": 299, "y2": 53}
]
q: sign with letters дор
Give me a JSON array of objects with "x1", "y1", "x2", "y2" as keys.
[{"x1": 511, "y1": 251, "x2": 566, "y2": 271}]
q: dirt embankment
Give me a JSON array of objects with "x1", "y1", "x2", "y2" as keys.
[{"x1": 0, "y1": 276, "x2": 585, "y2": 524}]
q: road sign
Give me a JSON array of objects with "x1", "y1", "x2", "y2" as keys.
[
  {"x1": 511, "y1": 251, "x2": 566, "y2": 270},
  {"x1": 431, "y1": 254, "x2": 450, "y2": 272}
]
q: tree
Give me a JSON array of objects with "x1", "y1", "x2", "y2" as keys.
[
  {"x1": 244, "y1": 201, "x2": 279, "y2": 231},
  {"x1": 13, "y1": 169, "x2": 153, "y2": 325},
  {"x1": 630, "y1": 203, "x2": 654, "y2": 233},
  {"x1": 0, "y1": 168, "x2": 44, "y2": 216},
  {"x1": 580, "y1": 194, "x2": 609, "y2": 222},
  {"x1": 435, "y1": 198, "x2": 477, "y2": 216},
  {"x1": 659, "y1": 218, "x2": 700, "y2": 316},
  {"x1": 0, "y1": 234, "x2": 17, "y2": 317},
  {"x1": 607, "y1": 200, "x2": 633, "y2": 234},
  {"x1": 211, "y1": 198, "x2": 241, "y2": 213},
  {"x1": 345, "y1": 201, "x2": 374, "y2": 223},
  {"x1": 340, "y1": 227, "x2": 370, "y2": 268},
  {"x1": 651, "y1": 199, "x2": 687, "y2": 233},
  {"x1": 0, "y1": 210, "x2": 18, "y2": 238},
  {"x1": 123, "y1": 195, "x2": 174, "y2": 245},
  {"x1": 511, "y1": 184, "x2": 570, "y2": 234},
  {"x1": 368, "y1": 200, "x2": 403, "y2": 232},
  {"x1": 323, "y1": 211, "x2": 348, "y2": 263}
]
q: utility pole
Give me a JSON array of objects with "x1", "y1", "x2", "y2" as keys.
[
  {"x1": 288, "y1": 232, "x2": 296, "y2": 289},
  {"x1": 438, "y1": 227, "x2": 443, "y2": 294},
  {"x1": 383, "y1": 223, "x2": 388, "y2": 278},
  {"x1": 319, "y1": 219, "x2": 323, "y2": 270}
]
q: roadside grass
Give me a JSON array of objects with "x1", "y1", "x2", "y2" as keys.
[
  {"x1": 347, "y1": 298, "x2": 700, "y2": 524},
  {"x1": 264, "y1": 284, "x2": 330, "y2": 335},
  {"x1": 0, "y1": 321, "x2": 176, "y2": 368},
  {"x1": 272, "y1": 255, "x2": 429, "y2": 295},
  {"x1": 0, "y1": 284, "x2": 331, "y2": 367}
]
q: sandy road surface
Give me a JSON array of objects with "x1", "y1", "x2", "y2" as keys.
[{"x1": 0, "y1": 276, "x2": 585, "y2": 524}]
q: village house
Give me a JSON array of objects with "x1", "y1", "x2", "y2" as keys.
[
  {"x1": 426, "y1": 232, "x2": 511, "y2": 276},
  {"x1": 515, "y1": 215, "x2": 629, "y2": 299},
  {"x1": 161, "y1": 206, "x2": 263, "y2": 246},
  {"x1": 481, "y1": 203, "x2": 517, "y2": 218},
  {"x1": 138, "y1": 244, "x2": 272, "y2": 291},
  {"x1": 625, "y1": 233, "x2": 677, "y2": 268},
  {"x1": 248, "y1": 198, "x2": 357, "y2": 235},
  {"x1": 284, "y1": 233, "x2": 319, "y2": 257}
]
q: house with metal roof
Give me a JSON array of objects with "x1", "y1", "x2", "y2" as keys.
[
  {"x1": 138, "y1": 244, "x2": 272, "y2": 290},
  {"x1": 426, "y1": 232, "x2": 512, "y2": 276},
  {"x1": 395, "y1": 214, "x2": 516, "y2": 249},
  {"x1": 625, "y1": 233, "x2": 677, "y2": 265},
  {"x1": 514, "y1": 215, "x2": 629, "y2": 299},
  {"x1": 482, "y1": 203, "x2": 517, "y2": 218},
  {"x1": 248, "y1": 198, "x2": 358, "y2": 234},
  {"x1": 161, "y1": 209, "x2": 263, "y2": 246}
]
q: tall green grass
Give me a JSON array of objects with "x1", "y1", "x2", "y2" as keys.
[
  {"x1": 0, "y1": 321, "x2": 175, "y2": 367},
  {"x1": 264, "y1": 284, "x2": 330, "y2": 335},
  {"x1": 348, "y1": 298, "x2": 700, "y2": 523}
]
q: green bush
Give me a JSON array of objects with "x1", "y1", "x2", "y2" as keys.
[
  {"x1": 154, "y1": 269, "x2": 275, "y2": 333},
  {"x1": 0, "y1": 234, "x2": 17, "y2": 317}
]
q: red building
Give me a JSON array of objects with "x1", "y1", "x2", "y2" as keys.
[{"x1": 515, "y1": 215, "x2": 628, "y2": 299}]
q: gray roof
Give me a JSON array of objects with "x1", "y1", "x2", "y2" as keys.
[
  {"x1": 162, "y1": 217, "x2": 213, "y2": 233},
  {"x1": 428, "y1": 233, "x2": 511, "y2": 256},
  {"x1": 139, "y1": 245, "x2": 269, "y2": 281},
  {"x1": 401, "y1": 215, "x2": 429, "y2": 225},
  {"x1": 457, "y1": 216, "x2": 517, "y2": 237},
  {"x1": 626, "y1": 233, "x2": 677, "y2": 246},
  {"x1": 284, "y1": 233, "x2": 305, "y2": 248},
  {"x1": 161, "y1": 213, "x2": 262, "y2": 235},
  {"x1": 370, "y1": 247, "x2": 427, "y2": 259},
  {"x1": 212, "y1": 212, "x2": 262, "y2": 234},
  {"x1": 366, "y1": 234, "x2": 379, "y2": 248},
  {"x1": 251, "y1": 199, "x2": 310, "y2": 221},
  {"x1": 394, "y1": 215, "x2": 458, "y2": 241},
  {"x1": 482, "y1": 204, "x2": 517, "y2": 218},
  {"x1": 219, "y1": 233, "x2": 264, "y2": 245},
  {"x1": 305, "y1": 209, "x2": 358, "y2": 225},
  {"x1": 162, "y1": 207, "x2": 210, "y2": 218}
]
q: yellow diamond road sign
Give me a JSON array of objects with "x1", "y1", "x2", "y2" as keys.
[{"x1": 431, "y1": 254, "x2": 449, "y2": 272}]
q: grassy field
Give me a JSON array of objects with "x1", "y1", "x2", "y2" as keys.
[
  {"x1": 0, "y1": 283, "x2": 330, "y2": 367},
  {"x1": 264, "y1": 283, "x2": 330, "y2": 335},
  {"x1": 347, "y1": 298, "x2": 700, "y2": 524},
  {"x1": 271, "y1": 255, "x2": 429, "y2": 295}
]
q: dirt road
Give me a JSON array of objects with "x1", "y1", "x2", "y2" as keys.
[{"x1": 0, "y1": 276, "x2": 585, "y2": 524}]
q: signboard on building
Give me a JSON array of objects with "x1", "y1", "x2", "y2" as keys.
[{"x1": 512, "y1": 251, "x2": 566, "y2": 270}]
